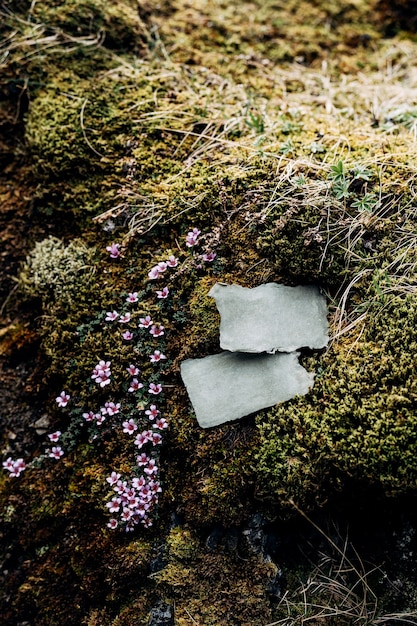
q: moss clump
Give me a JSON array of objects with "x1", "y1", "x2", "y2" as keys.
[
  {"x1": 19, "y1": 236, "x2": 96, "y2": 306},
  {"x1": 255, "y1": 291, "x2": 417, "y2": 508},
  {"x1": 154, "y1": 526, "x2": 277, "y2": 625}
]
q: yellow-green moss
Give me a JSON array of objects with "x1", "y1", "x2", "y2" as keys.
[
  {"x1": 153, "y1": 526, "x2": 277, "y2": 625},
  {"x1": 256, "y1": 291, "x2": 417, "y2": 508}
]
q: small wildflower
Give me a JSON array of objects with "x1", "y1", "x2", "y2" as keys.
[
  {"x1": 145, "y1": 404, "x2": 160, "y2": 419},
  {"x1": 154, "y1": 417, "x2": 169, "y2": 430},
  {"x1": 126, "y1": 292, "x2": 139, "y2": 303},
  {"x1": 82, "y1": 410, "x2": 96, "y2": 422},
  {"x1": 128, "y1": 378, "x2": 144, "y2": 393},
  {"x1": 49, "y1": 446, "x2": 64, "y2": 459},
  {"x1": 167, "y1": 255, "x2": 179, "y2": 267},
  {"x1": 106, "y1": 472, "x2": 121, "y2": 485},
  {"x1": 148, "y1": 266, "x2": 160, "y2": 280},
  {"x1": 96, "y1": 414, "x2": 106, "y2": 425},
  {"x1": 151, "y1": 432, "x2": 163, "y2": 445},
  {"x1": 156, "y1": 286, "x2": 169, "y2": 299},
  {"x1": 106, "y1": 497, "x2": 122, "y2": 513},
  {"x1": 122, "y1": 330, "x2": 133, "y2": 341},
  {"x1": 138, "y1": 315, "x2": 153, "y2": 328},
  {"x1": 107, "y1": 518, "x2": 118, "y2": 529},
  {"x1": 134, "y1": 430, "x2": 153, "y2": 449},
  {"x1": 3, "y1": 457, "x2": 26, "y2": 477},
  {"x1": 148, "y1": 382, "x2": 163, "y2": 395},
  {"x1": 132, "y1": 475, "x2": 146, "y2": 489},
  {"x1": 56, "y1": 391, "x2": 70, "y2": 407},
  {"x1": 48, "y1": 431, "x2": 61, "y2": 442},
  {"x1": 157, "y1": 261, "x2": 168, "y2": 272},
  {"x1": 122, "y1": 419, "x2": 138, "y2": 434},
  {"x1": 92, "y1": 360, "x2": 112, "y2": 387},
  {"x1": 126, "y1": 364, "x2": 140, "y2": 376},
  {"x1": 119, "y1": 312, "x2": 131, "y2": 323},
  {"x1": 202, "y1": 251, "x2": 216, "y2": 262},
  {"x1": 149, "y1": 324, "x2": 164, "y2": 337},
  {"x1": 106, "y1": 243, "x2": 121, "y2": 258},
  {"x1": 186, "y1": 228, "x2": 201, "y2": 247},
  {"x1": 105, "y1": 310, "x2": 119, "y2": 321},
  {"x1": 144, "y1": 459, "x2": 158, "y2": 476},
  {"x1": 136, "y1": 453, "x2": 150, "y2": 466},
  {"x1": 150, "y1": 350, "x2": 167, "y2": 363},
  {"x1": 101, "y1": 402, "x2": 121, "y2": 416}
]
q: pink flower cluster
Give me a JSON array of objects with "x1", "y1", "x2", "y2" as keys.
[
  {"x1": 186, "y1": 227, "x2": 201, "y2": 247},
  {"x1": 2, "y1": 457, "x2": 26, "y2": 477},
  {"x1": 106, "y1": 471, "x2": 162, "y2": 530},
  {"x1": 91, "y1": 360, "x2": 112, "y2": 387},
  {"x1": 148, "y1": 255, "x2": 178, "y2": 280}
]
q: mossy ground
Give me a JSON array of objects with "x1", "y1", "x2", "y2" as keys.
[{"x1": 1, "y1": 0, "x2": 417, "y2": 624}]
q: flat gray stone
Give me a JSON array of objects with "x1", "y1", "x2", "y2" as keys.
[
  {"x1": 209, "y1": 283, "x2": 329, "y2": 353},
  {"x1": 180, "y1": 351, "x2": 314, "y2": 428}
]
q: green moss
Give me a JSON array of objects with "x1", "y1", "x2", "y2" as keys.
[
  {"x1": 256, "y1": 292, "x2": 417, "y2": 508},
  {"x1": 154, "y1": 526, "x2": 277, "y2": 625}
]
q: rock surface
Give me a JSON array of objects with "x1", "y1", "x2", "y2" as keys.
[
  {"x1": 180, "y1": 351, "x2": 314, "y2": 428},
  {"x1": 209, "y1": 283, "x2": 329, "y2": 353}
]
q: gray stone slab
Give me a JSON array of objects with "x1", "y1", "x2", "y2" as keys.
[
  {"x1": 209, "y1": 283, "x2": 329, "y2": 353},
  {"x1": 180, "y1": 351, "x2": 314, "y2": 428}
]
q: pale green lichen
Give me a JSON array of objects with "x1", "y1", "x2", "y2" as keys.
[{"x1": 19, "y1": 236, "x2": 95, "y2": 306}]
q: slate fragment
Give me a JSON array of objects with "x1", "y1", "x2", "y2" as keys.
[
  {"x1": 209, "y1": 283, "x2": 329, "y2": 353},
  {"x1": 180, "y1": 351, "x2": 314, "y2": 428}
]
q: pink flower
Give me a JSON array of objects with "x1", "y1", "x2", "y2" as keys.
[
  {"x1": 91, "y1": 361, "x2": 111, "y2": 387},
  {"x1": 138, "y1": 315, "x2": 153, "y2": 328},
  {"x1": 136, "y1": 453, "x2": 150, "y2": 466},
  {"x1": 82, "y1": 410, "x2": 96, "y2": 422},
  {"x1": 106, "y1": 497, "x2": 122, "y2": 513},
  {"x1": 106, "y1": 243, "x2": 121, "y2": 258},
  {"x1": 148, "y1": 479, "x2": 162, "y2": 494},
  {"x1": 107, "y1": 518, "x2": 118, "y2": 529},
  {"x1": 148, "y1": 266, "x2": 160, "y2": 280},
  {"x1": 56, "y1": 391, "x2": 70, "y2": 407},
  {"x1": 151, "y1": 432, "x2": 163, "y2": 445},
  {"x1": 145, "y1": 404, "x2": 160, "y2": 419},
  {"x1": 154, "y1": 417, "x2": 169, "y2": 430},
  {"x1": 148, "y1": 382, "x2": 163, "y2": 395},
  {"x1": 2, "y1": 457, "x2": 15, "y2": 471},
  {"x1": 96, "y1": 414, "x2": 106, "y2": 425},
  {"x1": 122, "y1": 419, "x2": 138, "y2": 434},
  {"x1": 3, "y1": 457, "x2": 26, "y2": 477},
  {"x1": 202, "y1": 252, "x2": 216, "y2": 262},
  {"x1": 167, "y1": 255, "x2": 179, "y2": 268},
  {"x1": 144, "y1": 460, "x2": 158, "y2": 476},
  {"x1": 157, "y1": 261, "x2": 168, "y2": 273},
  {"x1": 121, "y1": 508, "x2": 133, "y2": 521},
  {"x1": 48, "y1": 431, "x2": 61, "y2": 442},
  {"x1": 101, "y1": 402, "x2": 120, "y2": 416},
  {"x1": 132, "y1": 475, "x2": 146, "y2": 489},
  {"x1": 113, "y1": 480, "x2": 127, "y2": 494},
  {"x1": 119, "y1": 312, "x2": 131, "y2": 323},
  {"x1": 49, "y1": 446, "x2": 64, "y2": 459},
  {"x1": 106, "y1": 471, "x2": 121, "y2": 485},
  {"x1": 126, "y1": 364, "x2": 140, "y2": 376},
  {"x1": 150, "y1": 350, "x2": 167, "y2": 363},
  {"x1": 126, "y1": 292, "x2": 139, "y2": 303},
  {"x1": 186, "y1": 228, "x2": 201, "y2": 247},
  {"x1": 156, "y1": 286, "x2": 169, "y2": 299},
  {"x1": 134, "y1": 430, "x2": 153, "y2": 449},
  {"x1": 149, "y1": 324, "x2": 164, "y2": 337},
  {"x1": 122, "y1": 330, "x2": 133, "y2": 341},
  {"x1": 128, "y1": 378, "x2": 144, "y2": 393},
  {"x1": 105, "y1": 310, "x2": 119, "y2": 321}
]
